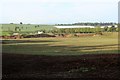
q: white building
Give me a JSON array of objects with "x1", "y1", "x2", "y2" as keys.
[
  {"x1": 100, "y1": 26, "x2": 105, "y2": 28},
  {"x1": 37, "y1": 31, "x2": 43, "y2": 34},
  {"x1": 55, "y1": 25, "x2": 118, "y2": 29},
  {"x1": 54, "y1": 26, "x2": 95, "y2": 28}
]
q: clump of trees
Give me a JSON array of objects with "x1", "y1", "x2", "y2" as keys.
[
  {"x1": 15, "y1": 27, "x2": 21, "y2": 32},
  {"x1": 103, "y1": 26, "x2": 118, "y2": 32},
  {"x1": 20, "y1": 22, "x2": 23, "y2": 24}
]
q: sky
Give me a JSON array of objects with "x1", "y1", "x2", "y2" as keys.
[{"x1": 0, "y1": 0, "x2": 119, "y2": 24}]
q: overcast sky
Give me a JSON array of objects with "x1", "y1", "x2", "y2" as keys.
[{"x1": 0, "y1": 0, "x2": 119, "y2": 24}]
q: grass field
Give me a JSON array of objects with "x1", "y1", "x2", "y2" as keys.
[
  {"x1": 0, "y1": 24, "x2": 55, "y2": 32},
  {"x1": 2, "y1": 32, "x2": 119, "y2": 55},
  {"x1": 0, "y1": 24, "x2": 56, "y2": 36}
]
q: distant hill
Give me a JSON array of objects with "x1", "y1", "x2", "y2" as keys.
[{"x1": 0, "y1": 24, "x2": 56, "y2": 32}]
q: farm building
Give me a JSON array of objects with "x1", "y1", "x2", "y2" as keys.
[
  {"x1": 54, "y1": 25, "x2": 118, "y2": 29},
  {"x1": 54, "y1": 26, "x2": 95, "y2": 28}
]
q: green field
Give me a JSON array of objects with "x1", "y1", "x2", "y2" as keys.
[
  {"x1": 0, "y1": 24, "x2": 56, "y2": 36},
  {"x1": 2, "y1": 32, "x2": 119, "y2": 55}
]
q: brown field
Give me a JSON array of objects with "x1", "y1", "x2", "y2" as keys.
[{"x1": 2, "y1": 53, "x2": 120, "y2": 79}]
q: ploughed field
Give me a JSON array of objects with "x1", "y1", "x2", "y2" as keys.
[
  {"x1": 2, "y1": 32, "x2": 119, "y2": 79},
  {"x1": 3, "y1": 53, "x2": 120, "y2": 79}
]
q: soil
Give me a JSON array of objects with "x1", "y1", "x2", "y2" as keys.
[{"x1": 2, "y1": 53, "x2": 120, "y2": 79}]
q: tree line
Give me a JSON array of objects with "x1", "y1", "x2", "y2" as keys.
[
  {"x1": 56, "y1": 22, "x2": 117, "y2": 26},
  {"x1": 50, "y1": 26, "x2": 118, "y2": 34}
]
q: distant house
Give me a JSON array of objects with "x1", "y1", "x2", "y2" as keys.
[
  {"x1": 13, "y1": 33, "x2": 19, "y2": 36},
  {"x1": 54, "y1": 26, "x2": 95, "y2": 28},
  {"x1": 36, "y1": 31, "x2": 43, "y2": 34},
  {"x1": 100, "y1": 26, "x2": 106, "y2": 28}
]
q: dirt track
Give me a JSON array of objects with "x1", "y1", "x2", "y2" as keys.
[{"x1": 2, "y1": 53, "x2": 120, "y2": 79}]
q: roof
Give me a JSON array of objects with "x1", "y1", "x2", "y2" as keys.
[
  {"x1": 54, "y1": 26, "x2": 95, "y2": 28},
  {"x1": 13, "y1": 33, "x2": 19, "y2": 35}
]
